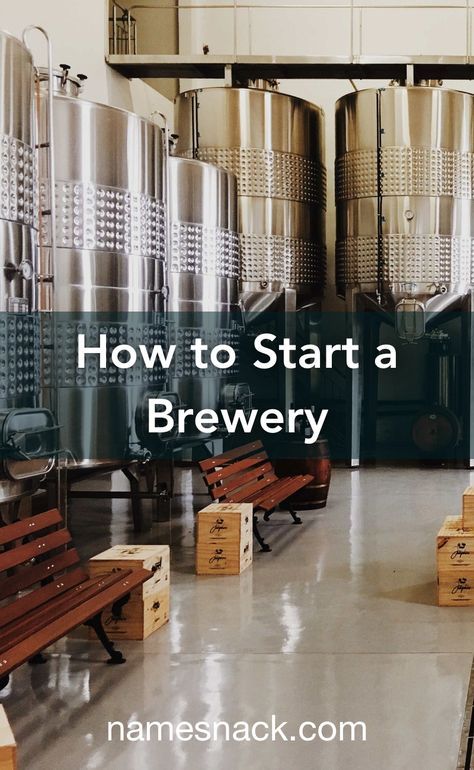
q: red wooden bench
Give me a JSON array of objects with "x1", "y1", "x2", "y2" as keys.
[
  {"x1": 0, "y1": 508, "x2": 150, "y2": 691},
  {"x1": 199, "y1": 440, "x2": 313, "y2": 552}
]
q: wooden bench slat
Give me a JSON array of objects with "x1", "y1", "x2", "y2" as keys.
[
  {"x1": 246, "y1": 476, "x2": 295, "y2": 506},
  {"x1": 258, "y1": 475, "x2": 314, "y2": 511},
  {"x1": 0, "y1": 569, "x2": 150, "y2": 679},
  {"x1": 0, "y1": 509, "x2": 62, "y2": 546},
  {"x1": 0, "y1": 571, "x2": 139, "y2": 653},
  {"x1": 224, "y1": 474, "x2": 277, "y2": 504},
  {"x1": 204, "y1": 452, "x2": 269, "y2": 486},
  {"x1": 255, "y1": 476, "x2": 305, "y2": 509},
  {"x1": 199, "y1": 440, "x2": 264, "y2": 472},
  {"x1": 0, "y1": 529, "x2": 72, "y2": 573},
  {"x1": 0, "y1": 548, "x2": 80, "y2": 603},
  {"x1": 209, "y1": 462, "x2": 274, "y2": 499},
  {"x1": 0, "y1": 567, "x2": 88, "y2": 630}
]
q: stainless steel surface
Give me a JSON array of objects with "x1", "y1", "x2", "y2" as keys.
[
  {"x1": 336, "y1": 85, "x2": 474, "y2": 338},
  {"x1": 168, "y1": 156, "x2": 249, "y2": 438},
  {"x1": 0, "y1": 30, "x2": 36, "y2": 304},
  {"x1": 38, "y1": 67, "x2": 85, "y2": 97},
  {"x1": 175, "y1": 87, "x2": 326, "y2": 312},
  {"x1": 0, "y1": 30, "x2": 52, "y2": 501},
  {"x1": 38, "y1": 86, "x2": 167, "y2": 464}
]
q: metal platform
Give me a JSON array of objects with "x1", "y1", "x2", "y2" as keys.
[{"x1": 106, "y1": 54, "x2": 474, "y2": 81}]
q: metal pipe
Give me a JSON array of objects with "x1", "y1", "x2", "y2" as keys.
[
  {"x1": 21, "y1": 25, "x2": 59, "y2": 467},
  {"x1": 113, "y1": 4, "x2": 117, "y2": 55},
  {"x1": 111, "y1": 0, "x2": 130, "y2": 14},
  {"x1": 22, "y1": 26, "x2": 57, "y2": 307},
  {"x1": 150, "y1": 111, "x2": 171, "y2": 307},
  {"x1": 234, "y1": 0, "x2": 238, "y2": 58},
  {"x1": 467, "y1": 0, "x2": 472, "y2": 59},
  {"x1": 350, "y1": 0, "x2": 354, "y2": 60}
]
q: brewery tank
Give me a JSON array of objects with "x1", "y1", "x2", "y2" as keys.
[
  {"x1": 174, "y1": 85, "x2": 327, "y2": 314},
  {"x1": 0, "y1": 31, "x2": 55, "y2": 503},
  {"x1": 38, "y1": 71, "x2": 168, "y2": 464},
  {"x1": 167, "y1": 155, "x2": 251, "y2": 440},
  {"x1": 335, "y1": 84, "x2": 474, "y2": 340}
]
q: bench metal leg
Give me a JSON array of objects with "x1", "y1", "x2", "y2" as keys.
[
  {"x1": 28, "y1": 653, "x2": 48, "y2": 665},
  {"x1": 0, "y1": 675, "x2": 9, "y2": 691},
  {"x1": 110, "y1": 593, "x2": 130, "y2": 620},
  {"x1": 289, "y1": 508, "x2": 302, "y2": 525},
  {"x1": 265, "y1": 506, "x2": 302, "y2": 525},
  {"x1": 253, "y1": 515, "x2": 271, "y2": 553},
  {"x1": 85, "y1": 613, "x2": 126, "y2": 665}
]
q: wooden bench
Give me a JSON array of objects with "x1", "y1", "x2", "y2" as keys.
[
  {"x1": 199, "y1": 441, "x2": 313, "y2": 552},
  {"x1": 0, "y1": 509, "x2": 150, "y2": 691}
]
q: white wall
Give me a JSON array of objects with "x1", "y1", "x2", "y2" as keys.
[
  {"x1": 177, "y1": 1, "x2": 474, "y2": 301},
  {"x1": 1, "y1": 0, "x2": 173, "y2": 123}
]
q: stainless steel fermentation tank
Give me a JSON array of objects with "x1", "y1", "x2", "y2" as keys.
[
  {"x1": 38, "y1": 72, "x2": 168, "y2": 464},
  {"x1": 174, "y1": 85, "x2": 326, "y2": 417},
  {"x1": 174, "y1": 85, "x2": 327, "y2": 315},
  {"x1": 167, "y1": 156, "x2": 251, "y2": 442},
  {"x1": 335, "y1": 84, "x2": 474, "y2": 465},
  {"x1": 0, "y1": 31, "x2": 54, "y2": 505}
]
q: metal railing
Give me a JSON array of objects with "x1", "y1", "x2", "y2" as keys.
[
  {"x1": 108, "y1": 0, "x2": 473, "y2": 61},
  {"x1": 110, "y1": 1, "x2": 138, "y2": 55}
]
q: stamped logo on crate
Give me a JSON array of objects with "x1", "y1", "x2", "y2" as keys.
[
  {"x1": 119, "y1": 547, "x2": 142, "y2": 555},
  {"x1": 209, "y1": 517, "x2": 227, "y2": 536},
  {"x1": 208, "y1": 548, "x2": 227, "y2": 569},
  {"x1": 451, "y1": 542, "x2": 471, "y2": 561},
  {"x1": 452, "y1": 577, "x2": 472, "y2": 596}
]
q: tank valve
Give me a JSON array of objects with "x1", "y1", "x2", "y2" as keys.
[
  {"x1": 169, "y1": 133, "x2": 179, "y2": 153},
  {"x1": 59, "y1": 63, "x2": 70, "y2": 87}
]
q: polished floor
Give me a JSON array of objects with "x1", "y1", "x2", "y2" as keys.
[{"x1": 2, "y1": 466, "x2": 474, "y2": 770}]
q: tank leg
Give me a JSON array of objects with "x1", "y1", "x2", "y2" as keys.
[
  {"x1": 283, "y1": 288, "x2": 297, "y2": 420},
  {"x1": 462, "y1": 291, "x2": 474, "y2": 468},
  {"x1": 363, "y1": 312, "x2": 381, "y2": 461},
  {"x1": 346, "y1": 290, "x2": 364, "y2": 468},
  {"x1": 122, "y1": 465, "x2": 152, "y2": 533}
]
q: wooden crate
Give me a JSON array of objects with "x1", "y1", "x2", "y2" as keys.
[
  {"x1": 96, "y1": 586, "x2": 170, "y2": 640},
  {"x1": 463, "y1": 487, "x2": 474, "y2": 529},
  {"x1": 196, "y1": 502, "x2": 253, "y2": 575},
  {"x1": 196, "y1": 541, "x2": 252, "y2": 575},
  {"x1": 197, "y1": 502, "x2": 252, "y2": 544},
  {"x1": 437, "y1": 516, "x2": 474, "y2": 570},
  {"x1": 0, "y1": 706, "x2": 16, "y2": 770},
  {"x1": 438, "y1": 570, "x2": 474, "y2": 606},
  {"x1": 89, "y1": 544, "x2": 169, "y2": 598}
]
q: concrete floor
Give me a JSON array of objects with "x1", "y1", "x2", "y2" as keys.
[{"x1": 1, "y1": 466, "x2": 474, "y2": 769}]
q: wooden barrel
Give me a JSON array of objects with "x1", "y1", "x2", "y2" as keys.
[{"x1": 274, "y1": 439, "x2": 331, "y2": 509}]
